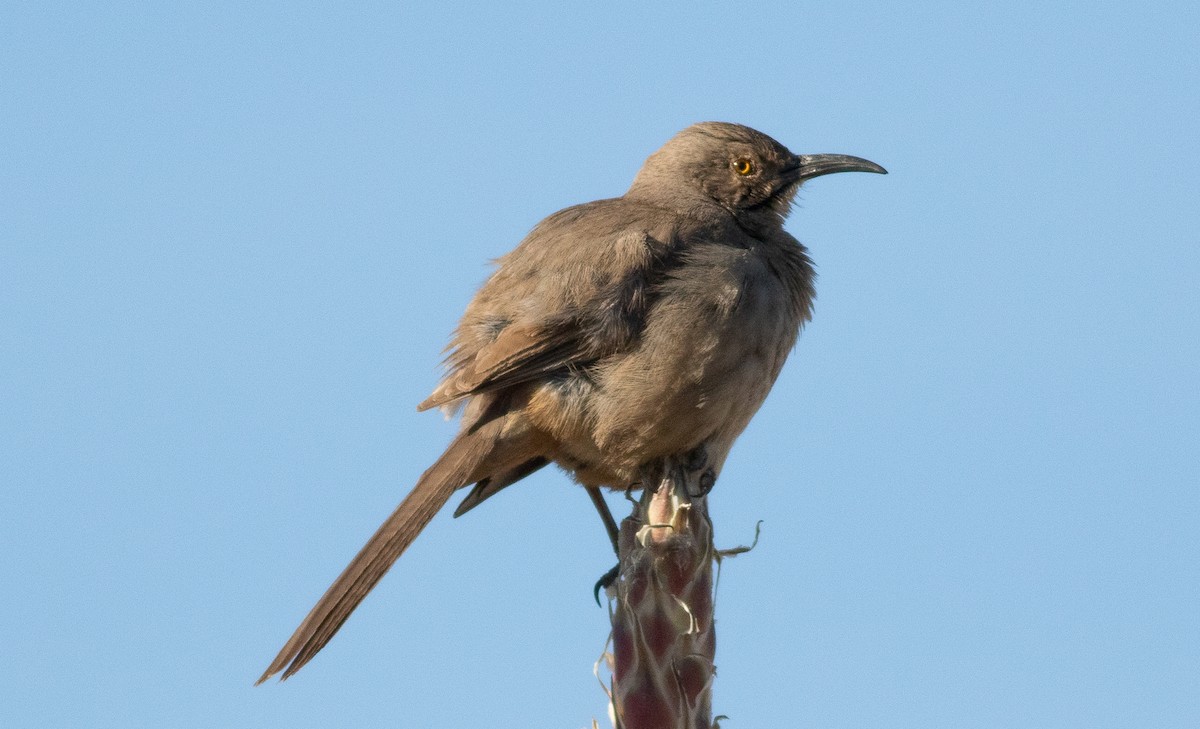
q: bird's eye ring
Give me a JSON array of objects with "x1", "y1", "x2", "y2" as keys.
[{"x1": 734, "y1": 158, "x2": 755, "y2": 176}]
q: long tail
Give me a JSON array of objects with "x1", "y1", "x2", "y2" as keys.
[{"x1": 257, "y1": 425, "x2": 510, "y2": 683}]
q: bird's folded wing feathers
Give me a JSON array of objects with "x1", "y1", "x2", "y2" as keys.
[
  {"x1": 419, "y1": 220, "x2": 674, "y2": 412},
  {"x1": 417, "y1": 320, "x2": 593, "y2": 411}
]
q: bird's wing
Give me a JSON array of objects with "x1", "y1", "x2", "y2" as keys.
[
  {"x1": 418, "y1": 318, "x2": 591, "y2": 410},
  {"x1": 419, "y1": 201, "x2": 674, "y2": 412}
]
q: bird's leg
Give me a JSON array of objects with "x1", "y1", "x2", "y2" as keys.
[
  {"x1": 588, "y1": 487, "x2": 623, "y2": 605},
  {"x1": 586, "y1": 485, "x2": 621, "y2": 556}
]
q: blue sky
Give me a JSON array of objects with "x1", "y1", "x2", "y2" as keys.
[{"x1": 3, "y1": 2, "x2": 1197, "y2": 727}]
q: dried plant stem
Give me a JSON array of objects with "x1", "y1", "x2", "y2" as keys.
[{"x1": 607, "y1": 457, "x2": 717, "y2": 729}]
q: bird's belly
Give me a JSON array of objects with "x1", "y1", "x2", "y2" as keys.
[{"x1": 562, "y1": 283, "x2": 797, "y2": 484}]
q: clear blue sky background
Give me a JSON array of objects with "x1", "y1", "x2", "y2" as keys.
[{"x1": 3, "y1": 3, "x2": 1197, "y2": 727}]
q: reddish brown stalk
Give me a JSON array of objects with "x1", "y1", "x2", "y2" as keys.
[{"x1": 606, "y1": 459, "x2": 716, "y2": 729}]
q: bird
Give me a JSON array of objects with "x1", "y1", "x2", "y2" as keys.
[{"x1": 257, "y1": 122, "x2": 885, "y2": 683}]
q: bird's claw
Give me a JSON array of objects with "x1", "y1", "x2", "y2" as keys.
[
  {"x1": 593, "y1": 563, "x2": 620, "y2": 605},
  {"x1": 692, "y1": 467, "x2": 716, "y2": 497},
  {"x1": 682, "y1": 444, "x2": 709, "y2": 472}
]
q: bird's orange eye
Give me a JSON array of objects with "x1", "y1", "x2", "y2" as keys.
[{"x1": 734, "y1": 158, "x2": 755, "y2": 176}]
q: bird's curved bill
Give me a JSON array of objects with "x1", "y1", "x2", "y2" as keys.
[{"x1": 791, "y1": 154, "x2": 887, "y2": 181}]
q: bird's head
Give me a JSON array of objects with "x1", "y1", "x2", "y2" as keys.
[{"x1": 627, "y1": 122, "x2": 886, "y2": 231}]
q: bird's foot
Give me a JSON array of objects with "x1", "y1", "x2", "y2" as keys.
[
  {"x1": 678, "y1": 445, "x2": 715, "y2": 497},
  {"x1": 682, "y1": 443, "x2": 709, "y2": 472},
  {"x1": 593, "y1": 563, "x2": 620, "y2": 605}
]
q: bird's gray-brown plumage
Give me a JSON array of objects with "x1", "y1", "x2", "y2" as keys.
[{"x1": 258, "y1": 122, "x2": 885, "y2": 683}]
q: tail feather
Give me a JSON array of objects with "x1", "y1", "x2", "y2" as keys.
[
  {"x1": 453, "y1": 456, "x2": 549, "y2": 517},
  {"x1": 257, "y1": 427, "x2": 502, "y2": 684}
]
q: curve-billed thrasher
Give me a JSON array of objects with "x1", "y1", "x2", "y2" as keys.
[{"x1": 258, "y1": 122, "x2": 885, "y2": 683}]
